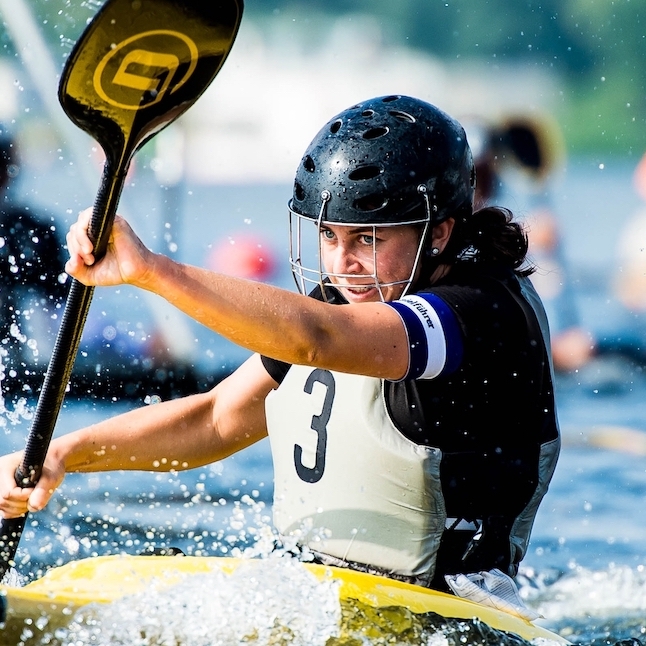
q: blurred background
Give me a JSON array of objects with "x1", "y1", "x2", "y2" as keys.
[
  {"x1": 1, "y1": 0, "x2": 645, "y2": 397},
  {"x1": 1, "y1": 0, "x2": 646, "y2": 391},
  {"x1": 3, "y1": 2, "x2": 646, "y2": 642}
]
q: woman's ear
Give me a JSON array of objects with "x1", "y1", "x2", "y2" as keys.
[{"x1": 431, "y1": 218, "x2": 455, "y2": 253}]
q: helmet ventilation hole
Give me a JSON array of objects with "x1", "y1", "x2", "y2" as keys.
[
  {"x1": 363, "y1": 126, "x2": 389, "y2": 140},
  {"x1": 389, "y1": 110, "x2": 415, "y2": 123},
  {"x1": 292, "y1": 95, "x2": 475, "y2": 226},
  {"x1": 348, "y1": 165, "x2": 382, "y2": 181},
  {"x1": 354, "y1": 194, "x2": 388, "y2": 212}
]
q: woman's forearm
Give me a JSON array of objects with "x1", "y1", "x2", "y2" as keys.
[
  {"x1": 136, "y1": 254, "x2": 407, "y2": 379},
  {"x1": 53, "y1": 391, "x2": 222, "y2": 473},
  {"x1": 139, "y1": 254, "x2": 329, "y2": 362}
]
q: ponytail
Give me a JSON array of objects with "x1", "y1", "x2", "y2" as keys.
[{"x1": 445, "y1": 206, "x2": 533, "y2": 277}]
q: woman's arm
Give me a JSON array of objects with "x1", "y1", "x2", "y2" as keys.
[
  {"x1": 0, "y1": 354, "x2": 273, "y2": 518},
  {"x1": 66, "y1": 211, "x2": 410, "y2": 380},
  {"x1": 139, "y1": 255, "x2": 407, "y2": 378}
]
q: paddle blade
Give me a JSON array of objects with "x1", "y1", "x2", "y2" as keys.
[{"x1": 59, "y1": 0, "x2": 243, "y2": 167}]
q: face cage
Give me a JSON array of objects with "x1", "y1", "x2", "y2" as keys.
[{"x1": 288, "y1": 186, "x2": 434, "y2": 302}]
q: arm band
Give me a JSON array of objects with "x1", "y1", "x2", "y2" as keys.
[{"x1": 385, "y1": 293, "x2": 463, "y2": 380}]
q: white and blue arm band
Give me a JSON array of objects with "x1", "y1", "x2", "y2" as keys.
[{"x1": 385, "y1": 293, "x2": 463, "y2": 380}]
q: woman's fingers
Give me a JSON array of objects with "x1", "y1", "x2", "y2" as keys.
[
  {"x1": 27, "y1": 479, "x2": 58, "y2": 513},
  {"x1": 66, "y1": 207, "x2": 96, "y2": 266},
  {"x1": 0, "y1": 484, "x2": 56, "y2": 519},
  {"x1": 0, "y1": 487, "x2": 31, "y2": 519},
  {"x1": 0, "y1": 453, "x2": 65, "y2": 519},
  {"x1": 0, "y1": 453, "x2": 30, "y2": 519},
  {"x1": 65, "y1": 209, "x2": 153, "y2": 287}
]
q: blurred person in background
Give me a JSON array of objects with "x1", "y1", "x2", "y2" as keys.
[
  {"x1": 464, "y1": 114, "x2": 595, "y2": 373},
  {"x1": 614, "y1": 153, "x2": 646, "y2": 313},
  {"x1": 603, "y1": 153, "x2": 646, "y2": 367},
  {"x1": 0, "y1": 126, "x2": 67, "y2": 390}
]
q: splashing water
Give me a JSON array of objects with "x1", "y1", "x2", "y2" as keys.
[
  {"x1": 0, "y1": 395, "x2": 33, "y2": 429},
  {"x1": 521, "y1": 565, "x2": 646, "y2": 645},
  {"x1": 0, "y1": 338, "x2": 35, "y2": 430},
  {"x1": 529, "y1": 564, "x2": 646, "y2": 621},
  {"x1": 26, "y1": 556, "x2": 562, "y2": 646},
  {"x1": 55, "y1": 558, "x2": 342, "y2": 646}
]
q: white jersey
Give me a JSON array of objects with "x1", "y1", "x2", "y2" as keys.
[{"x1": 265, "y1": 364, "x2": 446, "y2": 577}]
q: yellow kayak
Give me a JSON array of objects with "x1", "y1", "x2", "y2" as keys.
[{"x1": 0, "y1": 554, "x2": 566, "y2": 645}]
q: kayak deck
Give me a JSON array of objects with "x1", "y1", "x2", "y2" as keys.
[{"x1": 0, "y1": 554, "x2": 566, "y2": 645}]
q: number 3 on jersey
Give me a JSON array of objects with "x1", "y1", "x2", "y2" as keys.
[{"x1": 294, "y1": 369, "x2": 335, "y2": 483}]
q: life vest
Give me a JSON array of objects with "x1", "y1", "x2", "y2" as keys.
[
  {"x1": 265, "y1": 365, "x2": 447, "y2": 578},
  {"x1": 264, "y1": 276, "x2": 559, "y2": 582}
]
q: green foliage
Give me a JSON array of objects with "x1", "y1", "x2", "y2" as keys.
[
  {"x1": 3, "y1": 0, "x2": 645, "y2": 154},
  {"x1": 556, "y1": 67, "x2": 641, "y2": 154},
  {"x1": 249, "y1": 0, "x2": 594, "y2": 72},
  {"x1": 247, "y1": 0, "x2": 646, "y2": 154},
  {"x1": 1, "y1": 0, "x2": 95, "y2": 64}
]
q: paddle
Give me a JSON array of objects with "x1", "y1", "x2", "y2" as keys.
[{"x1": 0, "y1": 0, "x2": 243, "y2": 580}]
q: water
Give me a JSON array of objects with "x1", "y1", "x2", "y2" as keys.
[
  {"x1": 3, "y1": 164, "x2": 646, "y2": 644},
  {"x1": 60, "y1": 559, "x2": 343, "y2": 646},
  {"x1": 3, "y1": 371, "x2": 646, "y2": 645}
]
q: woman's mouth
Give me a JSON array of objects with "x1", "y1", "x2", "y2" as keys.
[{"x1": 340, "y1": 283, "x2": 381, "y2": 301}]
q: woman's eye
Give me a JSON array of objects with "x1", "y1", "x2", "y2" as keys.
[
  {"x1": 321, "y1": 229, "x2": 335, "y2": 240},
  {"x1": 360, "y1": 234, "x2": 374, "y2": 245}
]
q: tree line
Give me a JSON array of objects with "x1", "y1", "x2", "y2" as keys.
[
  {"x1": 247, "y1": 0, "x2": 645, "y2": 154},
  {"x1": 4, "y1": 0, "x2": 644, "y2": 154}
]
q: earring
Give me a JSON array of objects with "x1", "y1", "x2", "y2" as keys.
[{"x1": 431, "y1": 247, "x2": 440, "y2": 256}]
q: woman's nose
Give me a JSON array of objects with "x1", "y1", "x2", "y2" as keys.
[{"x1": 332, "y1": 245, "x2": 364, "y2": 274}]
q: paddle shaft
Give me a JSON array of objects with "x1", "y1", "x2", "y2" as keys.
[
  {"x1": 0, "y1": 159, "x2": 127, "y2": 576},
  {"x1": 0, "y1": 0, "x2": 244, "y2": 582}
]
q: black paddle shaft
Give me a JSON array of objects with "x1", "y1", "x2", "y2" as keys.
[{"x1": 0, "y1": 0, "x2": 243, "y2": 578}]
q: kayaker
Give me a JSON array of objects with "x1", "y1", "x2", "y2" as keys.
[{"x1": 0, "y1": 95, "x2": 560, "y2": 596}]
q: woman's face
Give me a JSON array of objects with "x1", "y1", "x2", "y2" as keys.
[{"x1": 319, "y1": 223, "x2": 422, "y2": 303}]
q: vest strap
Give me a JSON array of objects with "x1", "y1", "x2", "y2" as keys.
[{"x1": 308, "y1": 548, "x2": 436, "y2": 588}]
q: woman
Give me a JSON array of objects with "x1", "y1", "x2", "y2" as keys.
[{"x1": 0, "y1": 95, "x2": 559, "y2": 594}]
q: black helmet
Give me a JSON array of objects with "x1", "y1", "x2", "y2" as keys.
[{"x1": 290, "y1": 95, "x2": 475, "y2": 227}]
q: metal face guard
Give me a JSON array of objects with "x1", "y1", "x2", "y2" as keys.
[{"x1": 288, "y1": 186, "x2": 432, "y2": 302}]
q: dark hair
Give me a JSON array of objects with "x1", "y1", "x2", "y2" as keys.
[{"x1": 443, "y1": 206, "x2": 533, "y2": 277}]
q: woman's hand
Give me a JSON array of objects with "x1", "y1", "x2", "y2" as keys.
[
  {"x1": 65, "y1": 208, "x2": 155, "y2": 287},
  {"x1": 0, "y1": 451, "x2": 65, "y2": 519}
]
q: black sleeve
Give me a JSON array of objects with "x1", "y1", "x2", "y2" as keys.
[{"x1": 260, "y1": 354, "x2": 291, "y2": 384}]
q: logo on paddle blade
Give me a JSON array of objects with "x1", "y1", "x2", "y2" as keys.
[{"x1": 94, "y1": 30, "x2": 198, "y2": 111}]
